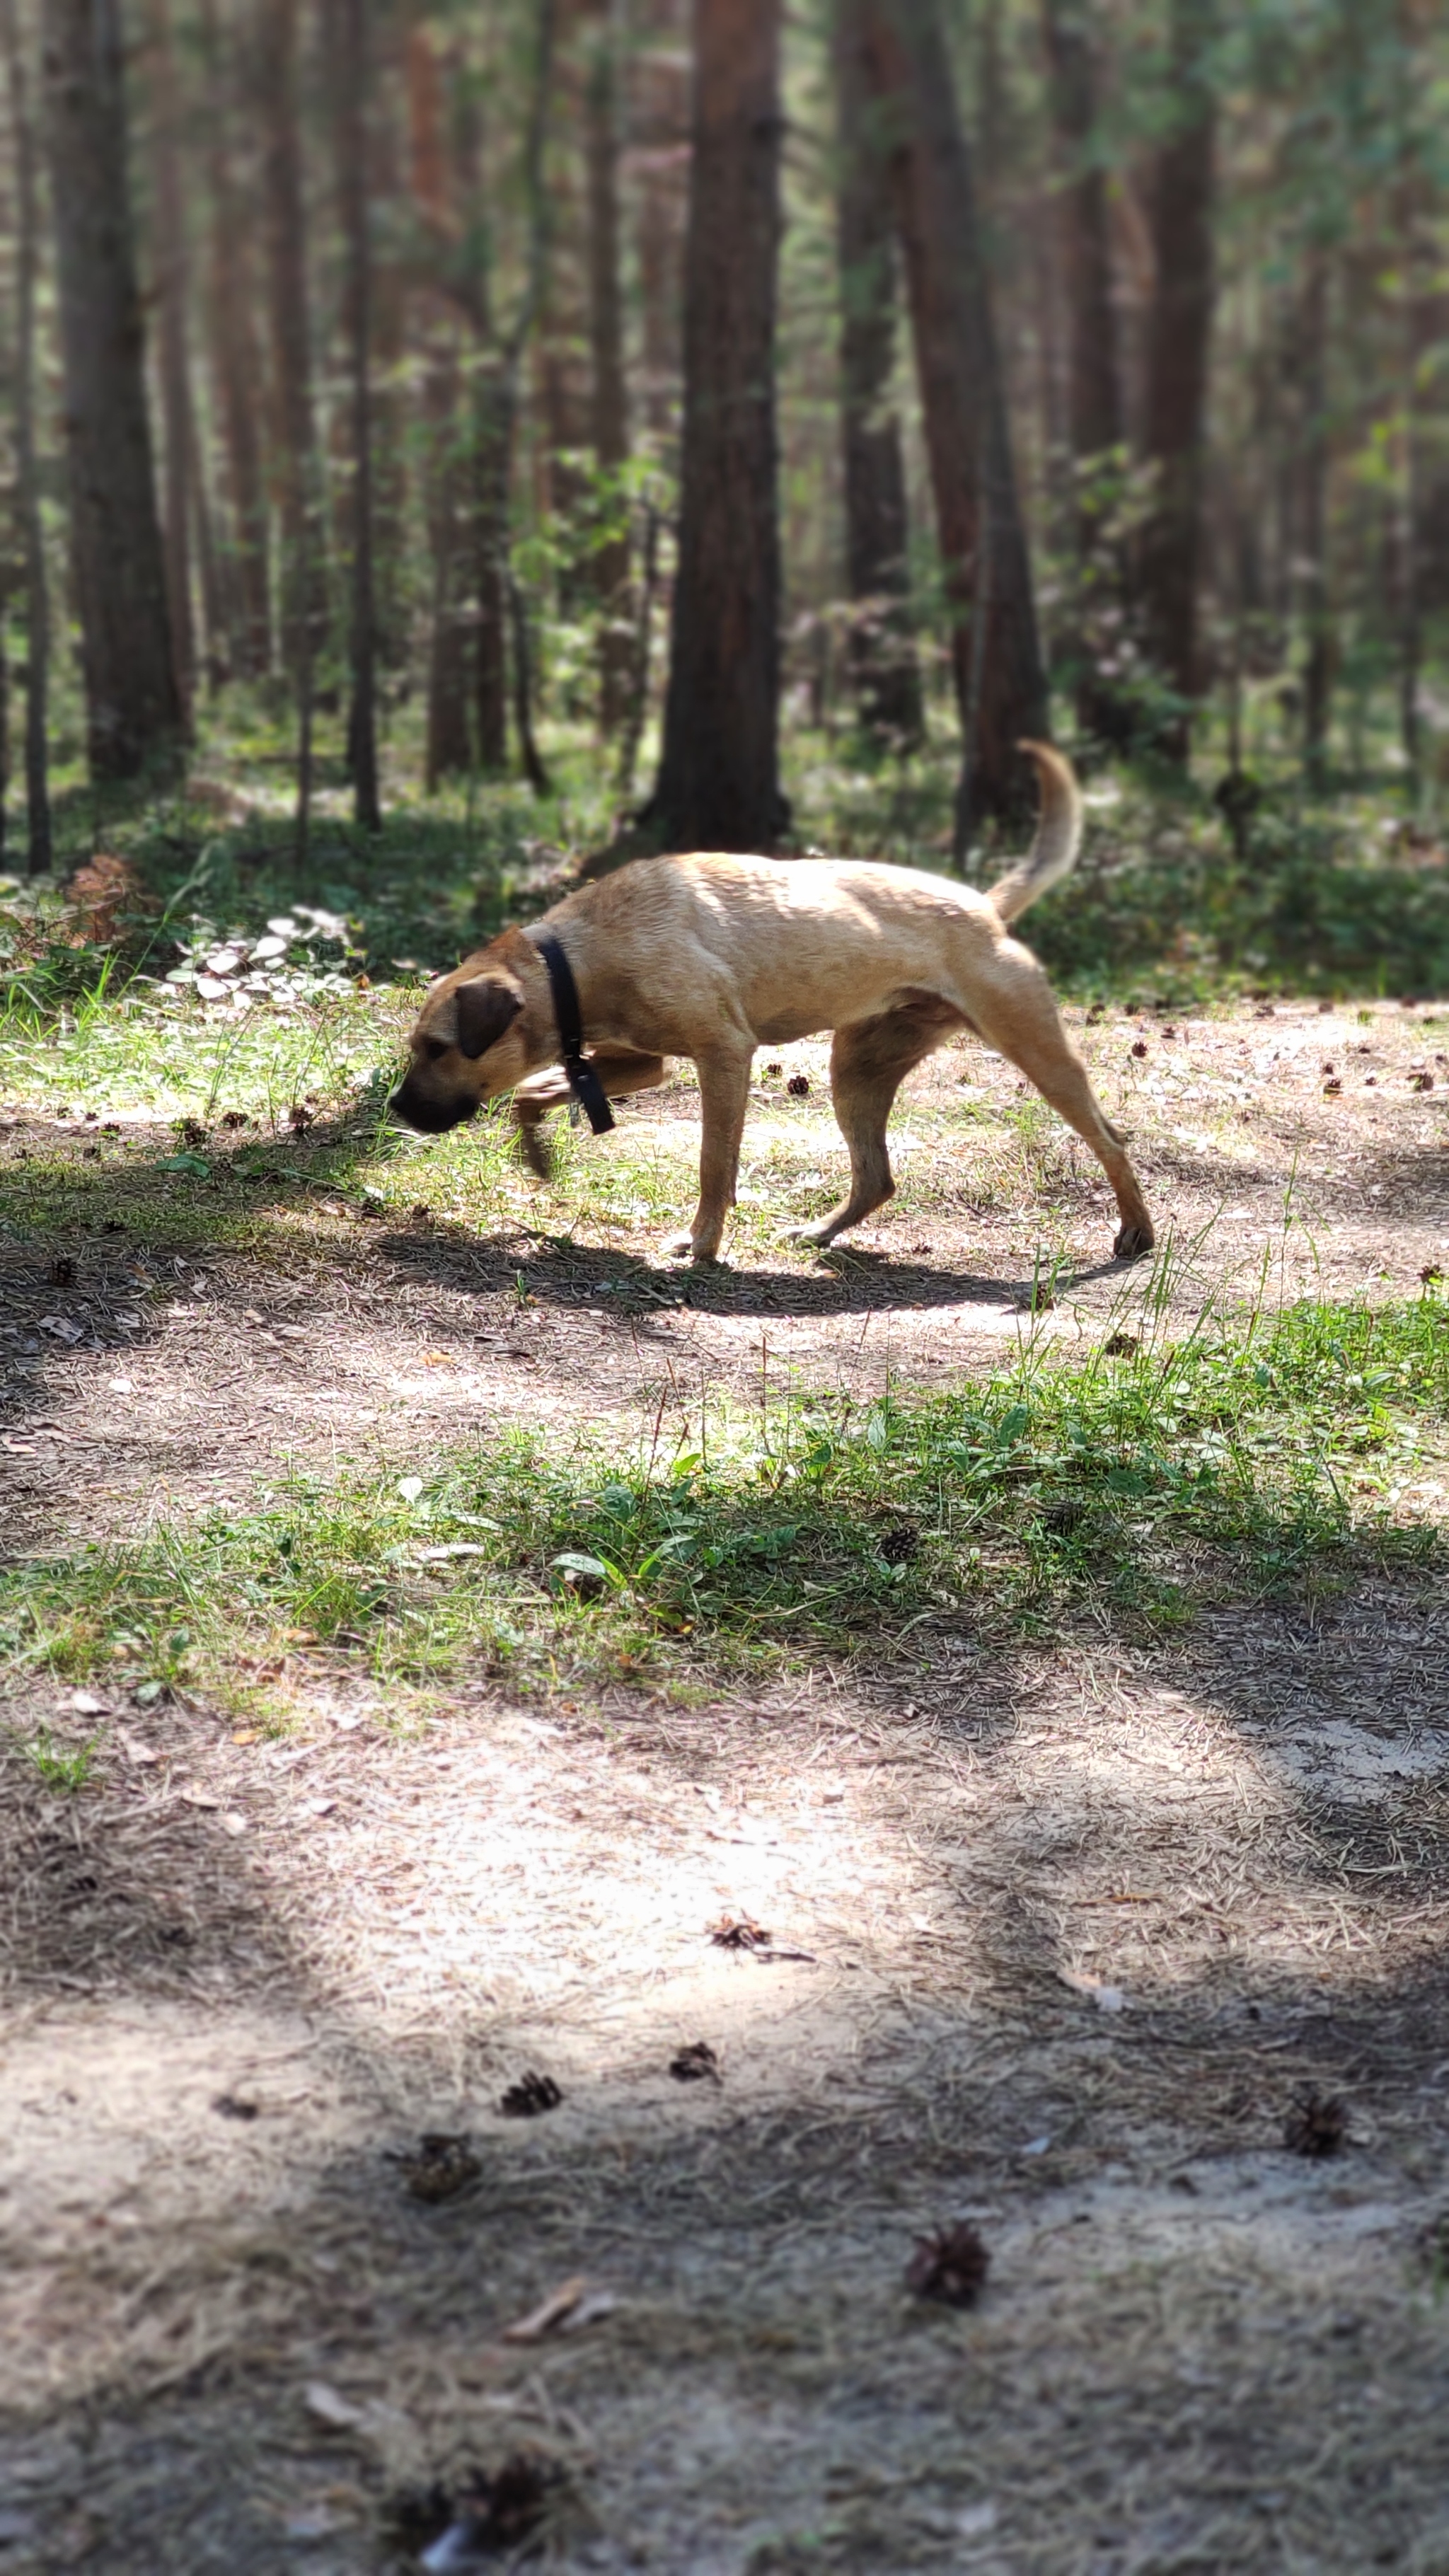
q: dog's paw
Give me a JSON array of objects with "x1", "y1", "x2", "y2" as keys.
[
  {"x1": 662, "y1": 1231, "x2": 695, "y2": 1261},
  {"x1": 1112, "y1": 1222, "x2": 1154, "y2": 1261}
]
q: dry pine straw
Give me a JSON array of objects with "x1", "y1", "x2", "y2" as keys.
[
  {"x1": 5, "y1": 1580, "x2": 1449, "y2": 2570},
  {"x1": 2, "y1": 998, "x2": 1449, "y2": 2570}
]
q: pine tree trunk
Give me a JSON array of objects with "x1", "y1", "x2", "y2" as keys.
[
  {"x1": 42, "y1": 0, "x2": 182, "y2": 783},
  {"x1": 407, "y1": 23, "x2": 473, "y2": 786},
  {"x1": 258, "y1": 0, "x2": 325, "y2": 678},
  {"x1": 862, "y1": 0, "x2": 1048, "y2": 844},
  {"x1": 1041, "y1": 0, "x2": 1134, "y2": 751},
  {"x1": 335, "y1": 0, "x2": 381, "y2": 829},
  {"x1": 648, "y1": 0, "x2": 786, "y2": 853},
  {"x1": 144, "y1": 0, "x2": 197, "y2": 716},
  {"x1": 835, "y1": 0, "x2": 921, "y2": 751},
  {"x1": 584, "y1": 8, "x2": 632, "y2": 738},
  {"x1": 1138, "y1": 0, "x2": 1216, "y2": 763},
  {"x1": 198, "y1": 0, "x2": 270, "y2": 679},
  {"x1": 633, "y1": 1, "x2": 689, "y2": 439},
  {"x1": 473, "y1": 368, "x2": 512, "y2": 772},
  {"x1": 424, "y1": 337, "x2": 473, "y2": 788},
  {"x1": 1298, "y1": 255, "x2": 1331, "y2": 788},
  {"x1": 1, "y1": 0, "x2": 52, "y2": 872}
]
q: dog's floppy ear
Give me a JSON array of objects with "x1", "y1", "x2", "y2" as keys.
[{"x1": 452, "y1": 974, "x2": 523, "y2": 1060}]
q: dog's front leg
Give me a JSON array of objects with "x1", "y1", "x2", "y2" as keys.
[
  {"x1": 664, "y1": 1044, "x2": 753, "y2": 1262},
  {"x1": 511, "y1": 1049, "x2": 668, "y2": 1179}
]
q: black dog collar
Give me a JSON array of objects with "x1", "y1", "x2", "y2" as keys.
[{"x1": 533, "y1": 933, "x2": 616, "y2": 1136}]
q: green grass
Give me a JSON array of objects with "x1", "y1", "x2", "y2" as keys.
[
  {"x1": 22, "y1": 1726, "x2": 98, "y2": 1791},
  {"x1": 4, "y1": 1293, "x2": 1443, "y2": 1724}
]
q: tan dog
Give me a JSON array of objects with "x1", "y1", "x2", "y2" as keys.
[{"x1": 392, "y1": 743, "x2": 1153, "y2": 1264}]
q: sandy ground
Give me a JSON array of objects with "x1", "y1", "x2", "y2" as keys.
[{"x1": 2, "y1": 998, "x2": 1449, "y2": 2572}]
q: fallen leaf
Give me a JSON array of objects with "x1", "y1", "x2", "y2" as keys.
[
  {"x1": 710, "y1": 1914, "x2": 770, "y2": 1951},
  {"x1": 1057, "y1": 1967, "x2": 1126, "y2": 2011},
  {"x1": 220, "y1": 1810, "x2": 250, "y2": 1837},
  {"x1": 179, "y1": 1786, "x2": 220, "y2": 1810},
  {"x1": 502, "y1": 2275, "x2": 589, "y2": 2343},
  {"x1": 66, "y1": 1689, "x2": 110, "y2": 1716},
  {"x1": 231, "y1": 1727, "x2": 261, "y2": 1746},
  {"x1": 37, "y1": 1315, "x2": 85, "y2": 1342},
  {"x1": 304, "y1": 2381, "x2": 368, "y2": 2430}
]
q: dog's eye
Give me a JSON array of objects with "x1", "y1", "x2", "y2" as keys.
[{"x1": 424, "y1": 1037, "x2": 449, "y2": 1062}]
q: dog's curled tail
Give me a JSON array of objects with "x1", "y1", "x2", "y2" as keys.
[{"x1": 983, "y1": 741, "x2": 1084, "y2": 926}]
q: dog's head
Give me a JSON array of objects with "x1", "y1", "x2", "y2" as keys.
[{"x1": 391, "y1": 937, "x2": 543, "y2": 1135}]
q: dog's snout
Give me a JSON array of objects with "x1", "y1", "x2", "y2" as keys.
[{"x1": 391, "y1": 1078, "x2": 473, "y2": 1136}]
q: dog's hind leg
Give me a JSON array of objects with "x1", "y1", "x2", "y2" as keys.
[
  {"x1": 966, "y1": 959, "x2": 1153, "y2": 1257},
  {"x1": 792, "y1": 1001, "x2": 960, "y2": 1248}
]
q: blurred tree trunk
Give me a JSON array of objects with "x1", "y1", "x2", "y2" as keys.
[
  {"x1": 1041, "y1": 0, "x2": 1134, "y2": 751},
  {"x1": 473, "y1": 369, "x2": 512, "y2": 771},
  {"x1": 584, "y1": 5, "x2": 632, "y2": 738},
  {"x1": 408, "y1": 21, "x2": 473, "y2": 786},
  {"x1": 334, "y1": 0, "x2": 381, "y2": 829},
  {"x1": 834, "y1": 0, "x2": 922, "y2": 751},
  {"x1": 1297, "y1": 253, "x2": 1332, "y2": 787},
  {"x1": 455, "y1": 4, "x2": 558, "y2": 782},
  {"x1": 144, "y1": 0, "x2": 199, "y2": 712},
  {"x1": 1, "y1": 0, "x2": 52, "y2": 871},
  {"x1": 258, "y1": 0, "x2": 325, "y2": 681},
  {"x1": 632, "y1": 0, "x2": 689, "y2": 439},
  {"x1": 647, "y1": 0, "x2": 785, "y2": 853},
  {"x1": 198, "y1": 0, "x2": 270, "y2": 679},
  {"x1": 862, "y1": 0, "x2": 1048, "y2": 847},
  {"x1": 367, "y1": 8, "x2": 408, "y2": 677},
  {"x1": 43, "y1": 0, "x2": 182, "y2": 782},
  {"x1": 1138, "y1": 0, "x2": 1216, "y2": 763}
]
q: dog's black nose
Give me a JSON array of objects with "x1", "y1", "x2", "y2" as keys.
[{"x1": 391, "y1": 1081, "x2": 472, "y2": 1136}]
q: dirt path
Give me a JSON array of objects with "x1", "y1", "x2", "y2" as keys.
[{"x1": 3, "y1": 999, "x2": 1449, "y2": 2572}]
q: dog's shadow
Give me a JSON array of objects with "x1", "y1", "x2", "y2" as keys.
[{"x1": 371, "y1": 1220, "x2": 1131, "y2": 1320}]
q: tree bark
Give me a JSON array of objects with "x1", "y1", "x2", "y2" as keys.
[
  {"x1": 862, "y1": 0, "x2": 1048, "y2": 845},
  {"x1": 196, "y1": 0, "x2": 270, "y2": 678},
  {"x1": 647, "y1": 0, "x2": 785, "y2": 854},
  {"x1": 584, "y1": 6, "x2": 632, "y2": 737},
  {"x1": 258, "y1": 0, "x2": 325, "y2": 678},
  {"x1": 42, "y1": 0, "x2": 182, "y2": 782},
  {"x1": 1, "y1": 0, "x2": 52, "y2": 871},
  {"x1": 1041, "y1": 0, "x2": 1135, "y2": 750},
  {"x1": 460, "y1": 0, "x2": 558, "y2": 781},
  {"x1": 1297, "y1": 254, "x2": 1331, "y2": 787},
  {"x1": 473, "y1": 369, "x2": 512, "y2": 772},
  {"x1": 1138, "y1": 0, "x2": 1216, "y2": 762},
  {"x1": 143, "y1": 0, "x2": 197, "y2": 714},
  {"x1": 408, "y1": 23, "x2": 473, "y2": 786},
  {"x1": 334, "y1": 0, "x2": 381, "y2": 829},
  {"x1": 835, "y1": 0, "x2": 921, "y2": 751}
]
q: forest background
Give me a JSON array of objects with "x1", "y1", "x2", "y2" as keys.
[{"x1": 4, "y1": 0, "x2": 1449, "y2": 1007}]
